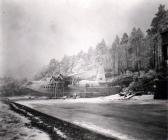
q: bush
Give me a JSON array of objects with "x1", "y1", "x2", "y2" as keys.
[{"x1": 0, "y1": 77, "x2": 28, "y2": 97}]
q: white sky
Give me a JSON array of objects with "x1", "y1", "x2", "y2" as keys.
[{"x1": 0, "y1": 0, "x2": 167, "y2": 78}]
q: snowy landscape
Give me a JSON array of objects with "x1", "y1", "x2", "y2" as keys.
[{"x1": 0, "y1": 0, "x2": 168, "y2": 140}]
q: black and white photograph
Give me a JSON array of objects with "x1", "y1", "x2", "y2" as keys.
[{"x1": 0, "y1": 0, "x2": 168, "y2": 140}]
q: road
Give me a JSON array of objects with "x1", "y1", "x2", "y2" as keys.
[{"x1": 17, "y1": 99, "x2": 168, "y2": 140}]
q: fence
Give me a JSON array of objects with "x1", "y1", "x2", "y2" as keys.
[{"x1": 43, "y1": 81, "x2": 65, "y2": 98}]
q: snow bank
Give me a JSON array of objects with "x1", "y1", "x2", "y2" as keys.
[
  {"x1": 17, "y1": 94, "x2": 155, "y2": 107},
  {"x1": 17, "y1": 98, "x2": 106, "y2": 107},
  {"x1": 131, "y1": 95, "x2": 154, "y2": 100},
  {"x1": 104, "y1": 94, "x2": 124, "y2": 100}
]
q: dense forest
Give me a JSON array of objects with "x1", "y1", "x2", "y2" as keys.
[
  {"x1": 0, "y1": 4, "x2": 167, "y2": 97},
  {"x1": 34, "y1": 5, "x2": 168, "y2": 80}
]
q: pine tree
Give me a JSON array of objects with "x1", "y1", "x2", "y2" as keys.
[
  {"x1": 147, "y1": 4, "x2": 168, "y2": 70},
  {"x1": 111, "y1": 36, "x2": 120, "y2": 74},
  {"x1": 119, "y1": 33, "x2": 129, "y2": 73}
]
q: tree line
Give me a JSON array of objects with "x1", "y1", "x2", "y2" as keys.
[{"x1": 34, "y1": 5, "x2": 168, "y2": 80}]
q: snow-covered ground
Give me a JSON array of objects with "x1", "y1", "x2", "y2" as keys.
[
  {"x1": 0, "y1": 101, "x2": 50, "y2": 140},
  {"x1": 15, "y1": 94, "x2": 159, "y2": 108}
]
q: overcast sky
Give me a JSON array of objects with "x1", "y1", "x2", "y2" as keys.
[{"x1": 0, "y1": 0, "x2": 167, "y2": 79}]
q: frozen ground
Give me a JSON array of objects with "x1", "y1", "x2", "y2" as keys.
[{"x1": 0, "y1": 101, "x2": 50, "y2": 140}]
